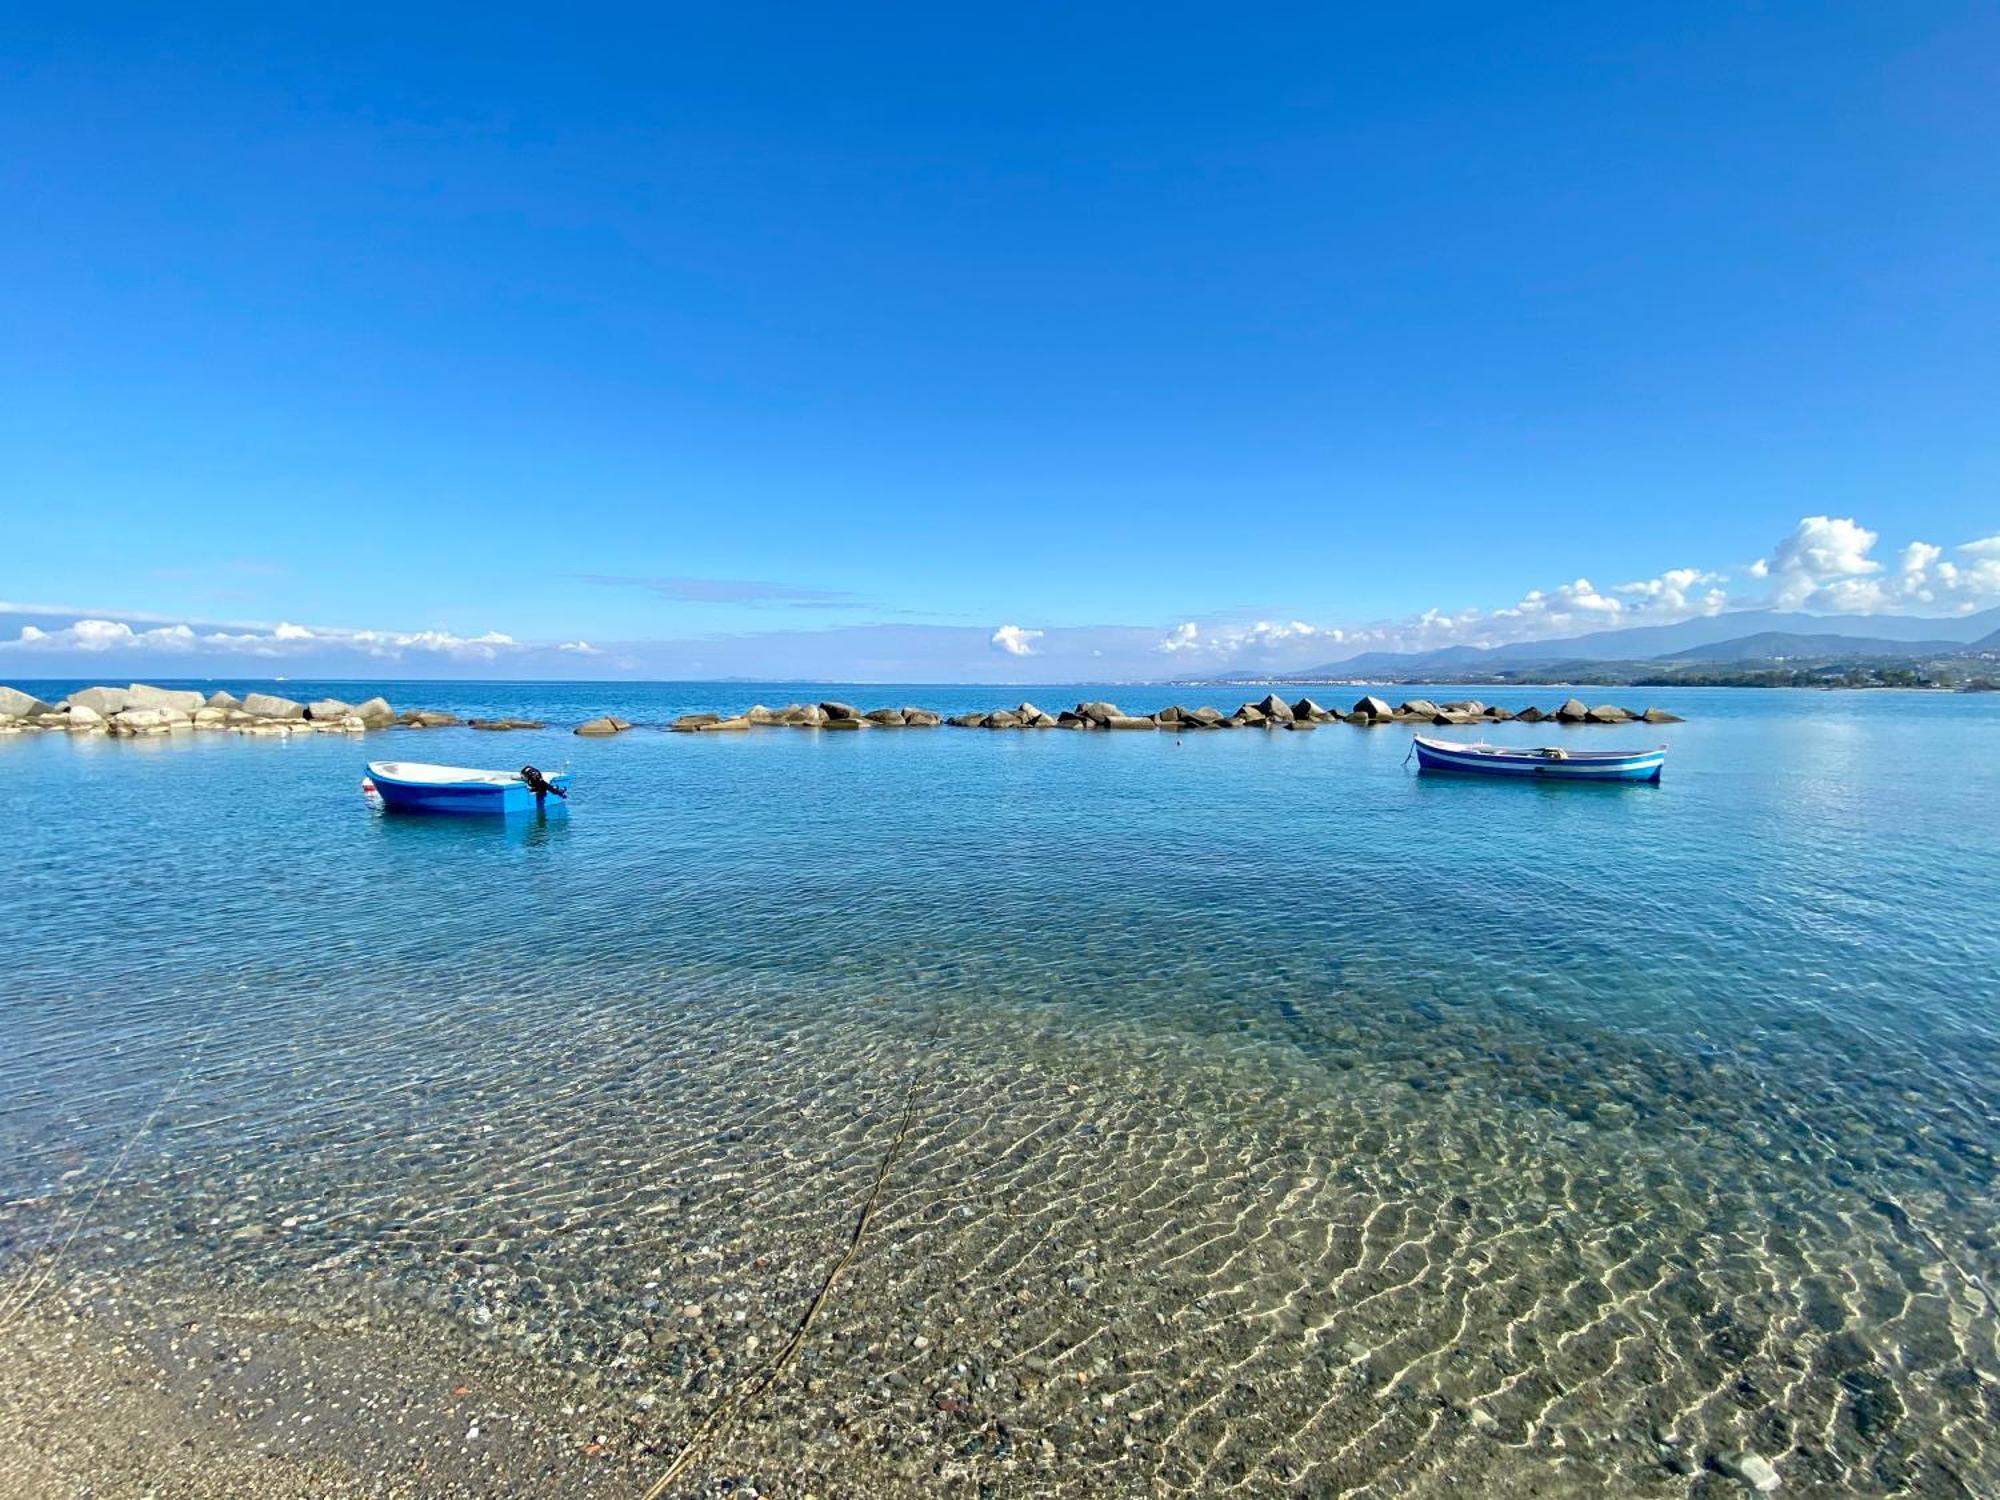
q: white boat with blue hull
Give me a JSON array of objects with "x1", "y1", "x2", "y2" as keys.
[
  {"x1": 365, "y1": 761, "x2": 572, "y2": 815},
  {"x1": 1412, "y1": 735, "x2": 1665, "y2": 783}
]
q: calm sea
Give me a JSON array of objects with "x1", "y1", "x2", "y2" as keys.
[{"x1": 2, "y1": 680, "x2": 1996, "y2": 1494}]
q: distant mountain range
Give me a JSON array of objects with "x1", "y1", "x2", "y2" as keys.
[{"x1": 1303, "y1": 606, "x2": 2000, "y2": 678}]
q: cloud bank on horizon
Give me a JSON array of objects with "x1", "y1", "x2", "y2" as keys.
[{"x1": 4, "y1": 515, "x2": 1997, "y2": 682}]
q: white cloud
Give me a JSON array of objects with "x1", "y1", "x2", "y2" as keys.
[
  {"x1": 990, "y1": 624, "x2": 1043, "y2": 657},
  {"x1": 1760, "y1": 516, "x2": 1882, "y2": 608},
  {"x1": 558, "y1": 640, "x2": 599, "y2": 654},
  {"x1": 2, "y1": 616, "x2": 532, "y2": 661},
  {"x1": 1749, "y1": 517, "x2": 2000, "y2": 615},
  {"x1": 1158, "y1": 622, "x2": 1200, "y2": 652}
]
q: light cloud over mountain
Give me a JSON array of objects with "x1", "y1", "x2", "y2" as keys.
[{"x1": 4, "y1": 516, "x2": 1996, "y2": 681}]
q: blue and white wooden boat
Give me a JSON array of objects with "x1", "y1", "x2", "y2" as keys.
[
  {"x1": 1411, "y1": 735, "x2": 1665, "y2": 783},
  {"x1": 365, "y1": 761, "x2": 572, "y2": 815}
]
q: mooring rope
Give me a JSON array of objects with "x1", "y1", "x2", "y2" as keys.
[{"x1": 639, "y1": 1008, "x2": 948, "y2": 1500}]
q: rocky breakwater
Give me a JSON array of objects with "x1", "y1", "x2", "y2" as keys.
[
  {"x1": 654, "y1": 693, "x2": 1685, "y2": 736},
  {"x1": 0, "y1": 683, "x2": 474, "y2": 738},
  {"x1": 668, "y1": 701, "x2": 943, "y2": 732}
]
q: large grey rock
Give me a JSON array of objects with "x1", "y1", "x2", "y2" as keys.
[
  {"x1": 1585, "y1": 704, "x2": 1633, "y2": 723},
  {"x1": 351, "y1": 696, "x2": 397, "y2": 728},
  {"x1": 574, "y1": 716, "x2": 628, "y2": 735},
  {"x1": 1554, "y1": 697, "x2": 1590, "y2": 722},
  {"x1": 1256, "y1": 693, "x2": 1295, "y2": 722},
  {"x1": 1103, "y1": 715, "x2": 1158, "y2": 730},
  {"x1": 1185, "y1": 706, "x2": 1224, "y2": 727},
  {"x1": 67, "y1": 686, "x2": 130, "y2": 716},
  {"x1": 1440, "y1": 699, "x2": 1486, "y2": 715},
  {"x1": 982, "y1": 710, "x2": 1022, "y2": 728},
  {"x1": 1352, "y1": 695, "x2": 1394, "y2": 720},
  {"x1": 819, "y1": 715, "x2": 865, "y2": 730},
  {"x1": 1291, "y1": 697, "x2": 1327, "y2": 721},
  {"x1": 305, "y1": 697, "x2": 355, "y2": 721},
  {"x1": 242, "y1": 692, "x2": 304, "y2": 720},
  {"x1": 205, "y1": 690, "x2": 242, "y2": 712},
  {"x1": 670, "y1": 713, "x2": 721, "y2": 732},
  {"x1": 1515, "y1": 705, "x2": 1546, "y2": 723},
  {"x1": 399, "y1": 709, "x2": 463, "y2": 728},
  {"x1": 902, "y1": 708, "x2": 941, "y2": 727},
  {"x1": 66, "y1": 703, "x2": 104, "y2": 727},
  {"x1": 744, "y1": 704, "x2": 783, "y2": 725},
  {"x1": 784, "y1": 705, "x2": 827, "y2": 726},
  {"x1": 700, "y1": 715, "x2": 754, "y2": 731},
  {"x1": 1074, "y1": 701, "x2": 1121, "y2": 726},
  {"x1": 818, "y1": 701, "x2": 863, "y2": 722},
  {"x1": 1236, "y1": 704, "x2": 1268, "y2": 725},
  {"x1": 1641, "y1": 707, "x2": 1683, "y2": 723},
  {"x1": 0, "y1": 686, "x2": 53, "y2": 717},
  {"x1": 109, "y1": 707, "x2": 173, "y2": 735},
  {"x1": 1154, "y1": 705, "x2": 1185, "y2": 724},
  {"x1": 946, "y1": 712, "x2": 986, "y2": 727},
  {"x1": 126, "y1": 683, "x2": 205, "y2": 715},
  {"x1": 1397, "y1": 699, "x2": 1441, "y2": 719},
  {"x1": 865, "y1": 707, "x2": 908, "y2": 725}
]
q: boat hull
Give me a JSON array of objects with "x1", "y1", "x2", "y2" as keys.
[
  {"x1": 1413, "y1": 737, "x2": 1664, "y2": 783},
  {"x1": 367, "y1": 764, "x2": 572, "y2": 815}
]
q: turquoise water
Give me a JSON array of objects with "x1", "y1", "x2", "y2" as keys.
[{"x1": 2, "y1": 682, "x2": 1997, "y2": 1494}]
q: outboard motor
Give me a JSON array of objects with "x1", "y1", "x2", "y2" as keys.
[{"x1": 520, "y1": 764, "x2": 567, "y2": 801}]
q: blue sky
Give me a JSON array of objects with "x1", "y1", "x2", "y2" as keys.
[{"x1": 3, "y1": 3, "x2": 1997, "y2": 679}]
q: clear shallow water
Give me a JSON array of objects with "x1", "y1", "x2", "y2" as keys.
[{"x1": 1, "y1": 682, "x2": 1997, "y2": 1495}]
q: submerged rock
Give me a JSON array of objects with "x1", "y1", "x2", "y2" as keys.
[
  {"x1": 398, "y1": 709, "x2": 463, "y2": 728},
  {"x1": 1641, "y1": 707, "x2": 1684, "y2": 723},
  {"x1": 670, "y1": 713, "x2": 721, "y2": 732},
  {"x1": 468, "y1": 717, "x2": 546, "y2": 731},
  {"x1": 574, "y1": 716, "x2": 630, "y2": 735},
  {"x1": 1714, "y1": 1449, "x2": 1781, "y2": 1492}
]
